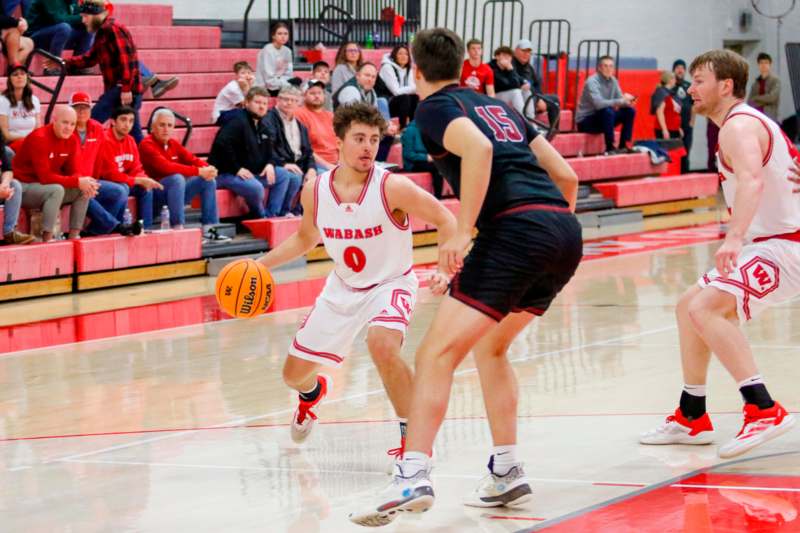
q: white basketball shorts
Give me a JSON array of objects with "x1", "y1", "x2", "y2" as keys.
[
  {"x1": 288, "y1": 270, "x2": 418, "y2": 367},
  {"x1": 698, "y1": 238, "x2": 800, "y2": 323}
]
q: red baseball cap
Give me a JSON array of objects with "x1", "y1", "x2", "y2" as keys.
[{"x1": 69, "y1": 92, "x2": 92, "y2": 107}]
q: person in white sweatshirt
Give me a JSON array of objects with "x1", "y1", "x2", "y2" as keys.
[
  {"x1": 256, "y1": 22, "x2": 300, "y2": 96},
  {"x1": 376, "y1": 44, "x2": 419, "y2": 128}
]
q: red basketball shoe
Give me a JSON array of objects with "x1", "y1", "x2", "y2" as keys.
[
  {"x1": 640, "y1": 407, "x2": 715, "y2": 445},
  {"x1": 290, "y1": 374, "x2": 331, "y2": 444},
  {"x1": 718, "y1": 402, "x2": 796, "y2": 458}
]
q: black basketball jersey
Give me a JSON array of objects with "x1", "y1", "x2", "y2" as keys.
[{"x1": 415, "y1": 84, "x2": 568, "y2": 227}]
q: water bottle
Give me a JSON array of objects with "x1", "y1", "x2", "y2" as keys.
[
  {"x1": 160, "y1": 205, "x2": 170, "y2": 231},
  {"x1": 123, "y1": 208, "x2": 132, "y2": 226},
  {"x1": 364, "y1": 32, "x2": 374, "y2": 50},
  {"x1": 373, "y1": 31, "x2": 381, "y2": 49}
]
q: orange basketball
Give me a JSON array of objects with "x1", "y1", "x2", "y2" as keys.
[{"x1": 215, "y1": 259, "x2": 274, "y2": 318}]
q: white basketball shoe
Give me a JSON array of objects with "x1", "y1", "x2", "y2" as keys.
[
  {"x1": 463, "y1": 463, "x2": 533, "y2": 508},
  {"x1": 290, "y1": 374, "x2": 331, "y2": 444}
]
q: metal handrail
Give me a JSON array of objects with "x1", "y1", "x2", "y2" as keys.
[
  {"x1": 318, "y1": 4, "x2": 354, "y2": 43},
  {"x1": 26, "y1": 49, "x2": 66, "y2": 124},
  {"x1": 242, "y1": 0, "x2": 256, "y2": 48},
  {"x1": 524, "y1": 92, "x2": 560, "y2": 140},
  {"x1": 146, "y1": 106, "x2": 193, "y2": 147},
  {"x1": 528, "y1": 19, "x2": 571, "y2": 96},
  {"x1": 573, "y1": 39, "x2": 620, "y2": 124}
]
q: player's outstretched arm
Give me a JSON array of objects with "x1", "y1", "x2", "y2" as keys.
[
  {"x1": 440, "y1": 117, "x2": 493, "y2": 275},
  {"x1": 715, "y1": 115, "x2": 768, "y2": 277},
  {"x1": 530, "y1": 135, "x2": 578, "y2": 211},
  {"x1": 256, "y1": 179, "x2": 321, "y2": 270}
]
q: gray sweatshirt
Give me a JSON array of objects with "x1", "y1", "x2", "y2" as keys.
[{"x1": 576, "y1": 73, "x2": 626, "y2": 123}]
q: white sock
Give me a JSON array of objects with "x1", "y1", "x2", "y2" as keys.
[
  {"x1": 683, "y1": 384, "x2": 707, "y2": 397},
  {"x1": 737, "y1": 374, "x2": 764, "y2": 388},
  {"x1": 399, "y1": 451, "x2": 430, "y2": 478},
  {"x1": 491, "y1": 445, "x2": 517, "y2": 476}
]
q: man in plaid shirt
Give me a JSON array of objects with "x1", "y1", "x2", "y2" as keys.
[{"x1": 61, "y1": 0, "x2": 146, "y2": 141}]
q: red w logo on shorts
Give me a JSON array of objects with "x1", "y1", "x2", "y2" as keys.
[{"x1": 752, "y1": 264, "x2": 772, "y2": 290}]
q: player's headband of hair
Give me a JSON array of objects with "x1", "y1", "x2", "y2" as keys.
[{"x1": 78, "y1": 1, "x2": 110, "y2": 14}]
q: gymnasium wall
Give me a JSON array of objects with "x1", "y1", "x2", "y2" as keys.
[{"x1": 116, "y1": 0, "x2": 800, "y2": 169}]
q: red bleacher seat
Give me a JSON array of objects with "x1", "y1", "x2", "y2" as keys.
[
  {"x1": 386, "y1": 143, "x2": 403, "y2": 168},
  {"x1": 568, "y1": 153, "x2": 667, "y2": 182},
  {"x1": 0, "y1": 241, "x2": 73, "y2": 282},
  {"x1": 137, "y1": 49, "x2": 260, "y2": 74},
  {"x1": 74, "y1": 229, "x2": 202, "y2": 273},
  {"x1": 592, "y1": 173, "x2": 719, "y2": 207},
  {"x1": 128, "y1": 26, "x2": 221, "y2": 49},
  {"x1": 552, "y1": 132, "x2": 618, "y2": 157},
  {"x1": 192, "y1": 189, "x2": 249, "y2": 218},
  {"x1": 242, "y1": 217, "x2": 303, "y2": 247},
  {"x1": 114, "y1": 3, "x2": 173, "y2": 26}
]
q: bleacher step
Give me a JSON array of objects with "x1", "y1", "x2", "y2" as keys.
[
  {"x1": 202, "y1": 235, "x2": 269, "y2": 259},
  {"x1": 577, "y1": 208, "x2": 643, "y2": 228}
]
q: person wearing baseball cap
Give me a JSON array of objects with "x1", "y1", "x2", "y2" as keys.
[
  {"x1": 294, "y1": 79, "x2": 339, "y2": 172},
  {"x1": 512, "y1": 39, "x2": 560, "y2": 127},
  {"x1": 69, "y1": 91, "x2": 139, "y2": 236}
]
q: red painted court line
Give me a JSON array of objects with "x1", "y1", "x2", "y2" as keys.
[
  {"x1": 0, "y1": 223, "x2": 725, "y2": 355},
  {"x1": 2, "y1": 410, "x2": 779, "y2": 444},
  {"x1": 592, "y1": 482, "x2": 648, "y2": 488},
  {"x1": 487, "y1": 515, "x2": 546, "y2": 521}
]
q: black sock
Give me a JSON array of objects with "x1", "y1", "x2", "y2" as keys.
[
  {"x1": 298, "y1": 380, "x2": 321, "y2": 402},
  {"x1": 399, "y1": 420, "x2": 407, "y2": 440},
  {"x1": 739, "y1": 383, "x2": 775, "y2": 409},
  {"x1": 679, "y1": 390, "x2": 707, "y2": 420}
]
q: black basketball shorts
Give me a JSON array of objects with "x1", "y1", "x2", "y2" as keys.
[{"x1": 450, "y1": 205, "x2": 583, "y2": 321}]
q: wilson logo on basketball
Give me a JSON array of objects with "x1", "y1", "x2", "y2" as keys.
[
  {"x1": 323, "y1": 225, "x2": 383, "y2": 240},
  {"x1": 240, "y1": 277, "x2": 259, "y2": 314}
]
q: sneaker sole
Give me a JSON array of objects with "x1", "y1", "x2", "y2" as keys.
[
  {"x1": 718, "y1": 415, "x2": 796, "y2": 459},
  {"x1": 464, "y1": 483, "x2": 533, "y2": 508},
  {"x1": 152, "y1": 78, "x2": 179, "y2": 98},
  {"x1": 349, "y1": 491, "x2": 434, "y2": 527},
  {"x1": 639, "y1": 431, "x2": 716, "y2": 446}
]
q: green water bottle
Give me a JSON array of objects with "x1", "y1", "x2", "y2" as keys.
[{"x1": 365, "y1": 32, "x2": 374, "y2": 49}]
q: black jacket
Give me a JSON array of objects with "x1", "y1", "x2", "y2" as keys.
[
  {"x1": 512, "y1": 56, "x2": 542, "y2": 94},
  {"x1": 208, "y1": 108, "x2": 275, "y2": 175},
  {"x1": 489, "y1": 60, "x2": 525, "y2": 93},
  {"x1": 263, "y1": 107, "x2": 314, "y2": 174}
]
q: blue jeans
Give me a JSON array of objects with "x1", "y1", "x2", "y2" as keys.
[
  {"x1": 4, "y1": 0, "x2": 32, "y2": 16},
  {"x1": 577, "y1": 106, "x2": 636, "y2": 152},
  {"x1": 275, "y1": 166, "x2": 302, "y2": 215},
  {"x1": 217, "y1": 169, "x2": 291, "y2": 218},
  {"x1": 129, "y1": 184, "x2": 154, "y2": 227},
  {"x1": 86, "y1": 180, "x2": 128, "y2": 234},
  {"x1": 92, "y1": 87, "x2": 144, "y2": 143},
  {"x1": 1, "y1": 179, "x2": 23, "y2": 234},
  {"x1": 30, "y1": 23, "x2": 93, "y2": 58},
  {"x1": 152, "y1": 174, "x2": 219, "y2": 226}
]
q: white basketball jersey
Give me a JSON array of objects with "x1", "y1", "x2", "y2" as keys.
[
  {"x1": 717, "y1": 103, "x2": 800, "y2": 242},
  {"x1": 314, "y1": 166, "x2": 413, "y2": 289}
]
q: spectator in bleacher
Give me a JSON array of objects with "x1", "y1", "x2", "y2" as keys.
[
  {"x1": 309, "y1": 60, "x2": 333, "y2": 111},
  {"x1": 208, "y1": 86, "x2": 295, "y2": 219},
  {"x1": 94, "y1": 106, "x2": 163, "y2": 228},
  {"x1": 331, "y1": 41, "x2": 363, "y2": 93},
  {"x1": 333, "y1": 62, "x2": 398, "y2": 161},
  {"x1": 460, "y1": 38, "x2": 495, "y2": 96},
  {"x1": 401, "y1": 119, "x2": 444, "y2": 199},
  {"x1": 0, "y1": 10, "x2": 33, "y2": 66},
  {"x1": 13, "y1": 105, "x2": 96, "y2": 241},
  {"x1": 0, "y1": 137, "x2": 33, "y2": 244},
  {"x1": 377, "y1": 44, "x2": 417, "y2": 129},
  {"x1": 513, "y1": 39, "x2": 559, "y2": 125},
  {"x1": 26, "y1": 0, "x2": 93, "y2": 71},
  {"x1": 71, "y1": 92, "x2": 136, "y2": 236},
  {"x1": 748, "y1": 52, "x2": 780, "y2": 121},
  {"x1": 576, "y1": 55, "x2": 636, "y2": 154},
  {"x1": 3, "y1": 0, "x2": 32, "y2": 17},
  {"x1": 256, "y1": 21, "x2": 301, "y2": 96},
  {"x1": 140, "y1": 108, "x2": 227, "y2": 238},
  {"x1": 671, "y1": 59, "x2": 694, "y2": 174},
  {"x1": 213, "y1": 61, "x2": 255, "y2": 125},
  {"x1": 294, "y1": 79, "x2": 338, "y2": 171},
  {"x1": 0, "y1": 64, "x2": 39, "y2": 155},
  {"x1": 57, "y1": 0, "x2": 146, "y2": 142},
  {"x1": 489, "y1": 45, "x2": 526, "y2": 115},
  {"x1": 263, "y1": 85, "x2": 311, "y2": 215},
  {"x1": 651, "y1": 71, "x2": 682, "y2": 140}
]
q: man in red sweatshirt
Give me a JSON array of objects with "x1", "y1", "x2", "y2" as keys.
[
  {"x1": 13, "y1": 104, "x2": 98, "y2": 241},
  {"x1": 69, "y1": 92, "x2": 135, "y2": 236},
  {"x1": 94, "y1": 105, "x2": 162, "y2": 228},
  {"x1": 139, "y1": 108, "x2": 226, "y2": 240}
]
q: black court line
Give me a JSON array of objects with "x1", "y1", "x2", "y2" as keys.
[{"x1": 513, "y1": 450, "x2": 800, "y2": 532}]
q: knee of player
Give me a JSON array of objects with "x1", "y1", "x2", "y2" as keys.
[
  {"x1": 474, "y1": 340, "x2": 511, "y2": 360},
  {"x1": 367, "y1": 331, "x2": 402, "y2": 363}
]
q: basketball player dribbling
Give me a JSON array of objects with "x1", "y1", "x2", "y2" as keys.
[
  {"x1": 257, "y1": 103, "x2": 456, "y2": 457},
  {"x1": 640, "y1": 50, "x2": 797, "y2": 457},
  {"x1": 350, "y1": 28, "x2": 582, "y2": 526}
]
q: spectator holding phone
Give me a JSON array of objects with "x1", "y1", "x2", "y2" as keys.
[{"x1": 576, "y1": 55, "x2": 637, "y2": 154}]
